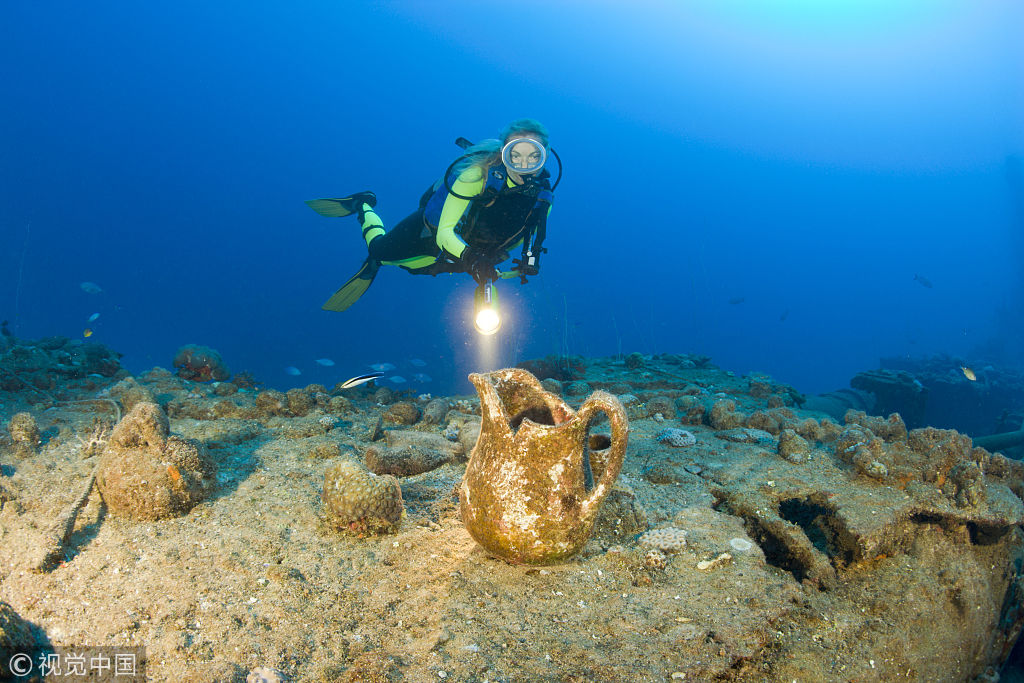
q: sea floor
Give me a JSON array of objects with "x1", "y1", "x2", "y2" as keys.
[{"x1": 1, "y1": 350, "x2": 1022, "y2": 682}]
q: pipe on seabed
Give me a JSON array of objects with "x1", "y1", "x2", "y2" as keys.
[{"x1": 973, "y1": 430, "x2": 1024, "y2": 453}]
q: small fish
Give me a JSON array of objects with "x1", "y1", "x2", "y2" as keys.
[
  {"x1": 408, "y1": 358, "x2": 427, "y2": 367},
  {"x1": 961, "y1": 366, "x2": 977, "y2": 381},
  {"x1": 284, "y1": 366, "x2": 302, "y2": 376},
  {"x1": 412, "y1": 373, "x2": 432, "y2": 383},
  {"x1": 339, "y1": 372, "x2": 384, "y2": 389},
  {"x1": 779, "y1": 309, "x2": 789, "y2": 322},
  {"x1": 87, "y1": 312, "x2": 100, "y2": 322},
  {"x1": 369, "y1": 362, "x2": 396, "y2": 372},
  {"x1": 387, "y1": 375, "x2": 407, "y2": 384},
  {"x1": 315, "y1": 358, "x2": 335, "y2": 366},
  {"x1": 913, "y1": 274, "x2": 933, "y2": 289},
  {"x1": 80, "y1": 281, "x2": 103, "y2": 294},
  {"x1": 83, "y1": 328, "x2": 93, "y2": 338},
  {"x1": 728, "y1": 296, "x2": 745, "y2": 305}
]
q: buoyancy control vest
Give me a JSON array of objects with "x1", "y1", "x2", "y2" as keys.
[{"x1": 421, "y1": 162, "x2": 553, "y2": 259}]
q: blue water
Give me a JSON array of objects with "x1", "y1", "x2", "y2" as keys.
[{"x1": 2, "y1": 1, "x2": 1022, "y2": 396}]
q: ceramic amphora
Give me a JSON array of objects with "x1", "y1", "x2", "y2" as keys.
[{"x1": 459, "y1": 368, "x2": 629, "y2": 564}]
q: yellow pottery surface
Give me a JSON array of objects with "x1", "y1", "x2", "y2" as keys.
[{"x1": 459, "y1": 368, "x2": 629, "y2": 564}]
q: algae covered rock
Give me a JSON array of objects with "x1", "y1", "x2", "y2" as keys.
[
  {"x1": 565, "y1": 380, "x2": 592, "y2": 397},
  {"x1": 676, "y1": 395, "x2": 707, "y2": 425},
  {"x1": 384, "y1": 429, "x2": 462, "y2": 457},
  {"x1": 777, "y1": 428, "x2": 811, "y2": 463},
  {"x1": 213, "y1": 381, "x2": 238, "y2": 396},
  {"x1": 286, "y1": 388, "x2": 314, "y2": 416},
  {"x1": 645, "y1": 394, "x2": 676, "y2": 419},
  {"x1": 538, "y1": 378, "x2": 561, "y2": 396},
  {"x1": 254, "y1": 389, "x2": 289, "y2": 417},
  {"x1": 421, "y1": 398, "x2": 450, "y2": 425},
  {"x1": 364, "y1": 444, "x2": 449, "y2": 477},
  {"x1": 624, "y1": 352, "x2": 645, "y2": 370},
  {"x1": 709, "y1": 399, "x2": 744, "y2": 429},
  {"x1": 327, "y1": 395, "x2": 354, "y2": 415},
  {"x1": 745, "y1": 409, "x2": 783, "y2": 435},
  {"x1": 592, "y1": 484, "x2": 648, "y2": 544},
  {"x1": 949, "y1": 461, "x2": 985, "y2": 507},
  {"x1": 173, "y1": 344, "x2": 230, "y2": 382},
  {"x1": 792, "y1": 417, "x2": 825, "y2": 442},
  {"x1": 7, "y1": 412, "x2": 40, "y2": 457},
  {"x1": 616, "y1": 393, "x2": 645, "y2": 420},
  {"x1": 181, "y1": 418, "x2": 261, "y2": 449},
  {"x1": 384, "y1": 401, "x2": 420, "y2": 425},
  {"x1": 108, "y1": 377, "x2": 157, "y2": 414},
  {"x1": 322, "y1": 460, "x2": 403, "y2": 534},
  {"x1": 96, "y1": 402, "x2": 216, "y2": 520},
  {"x1": 845, "y1": 409, "x2": 908, "y2": 442},
  {"x1": 457, "y1": 419, "x2": 481, "y2": 457}
]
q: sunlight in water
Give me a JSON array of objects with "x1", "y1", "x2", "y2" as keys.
[{"x1": 694, "y1": 0, "x2": 939, "y2": 31}]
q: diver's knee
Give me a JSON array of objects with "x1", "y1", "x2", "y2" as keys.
[{"x1": 366, "y1": 237, "x2": 386, "y2": 261}]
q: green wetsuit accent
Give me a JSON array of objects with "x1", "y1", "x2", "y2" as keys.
[
  {"x1": 434, "y1": 168, "x2": 486, "y2": 259},
  {"x1": 359, "y1": 202, "x2": 385, "y2": 245},
  {"x1": 381, "y1": 254, "x2": 440, "y2": 269}
]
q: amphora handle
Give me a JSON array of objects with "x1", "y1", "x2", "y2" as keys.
[{"x1": 574, "y1": 391, "x2": 629, "y2": 514}]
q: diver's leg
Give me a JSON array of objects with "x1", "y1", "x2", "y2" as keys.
[
  {"x1": 366, "y1": 209, "x2": 435, "y2": 263},
  {"x1": 358, "y1": 203, "x2": 386, "y2": 247}
]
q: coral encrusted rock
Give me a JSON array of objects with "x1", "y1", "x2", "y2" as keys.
[
  {"x1": 656, "y1": 428, "x2": 697, "y2": 448},
  {"x1": 172, "y1": 343, "x2": 230, "y2": 382},
  {"x1": 639, "y1": 526, "x2": 688, "y2": 553},
  {"x1": 322, "y1": 460, "x2": 404, "y2": 534},
  {"x1": 96, "y1": 402, "x2": 216, "y2": 520}
]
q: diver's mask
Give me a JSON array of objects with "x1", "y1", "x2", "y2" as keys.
[{"x1": 501, "y1": 137, "x2": 546, "y2": 177}]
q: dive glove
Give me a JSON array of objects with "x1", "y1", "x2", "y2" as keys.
[{"x1": 459, "y1": 246, "x2": 497, "y2": 283}]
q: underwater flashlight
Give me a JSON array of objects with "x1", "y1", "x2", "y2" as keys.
[{"x1": 473, "y1": 281, "x2": 501, "y2": 335}]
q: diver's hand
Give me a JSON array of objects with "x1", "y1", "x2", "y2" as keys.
[
  {"x1": 470, "y1": 261, "x2": 498, "y2": 283},
  {"x1": 460, "y1": 247, "x2": 496, "y2": 282},
  {"x1": 511, "y1": 256, "x2": 539, "y2": 278}
]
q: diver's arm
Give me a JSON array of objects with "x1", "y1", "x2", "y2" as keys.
[{"x1": 435, "y1": 171, "x2": 484, "y2": 259}]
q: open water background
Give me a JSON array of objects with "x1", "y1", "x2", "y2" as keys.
[{"x1": 2, "y1": 1, "x2": 1022, "y2": 396}]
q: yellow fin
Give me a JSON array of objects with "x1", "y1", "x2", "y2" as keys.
[
  {"x1": 322, "y1": 260, "x2": 378, "y2": 312},
  {"x1": 306, "y1": 199, "x2": 355, "y2": 217}
]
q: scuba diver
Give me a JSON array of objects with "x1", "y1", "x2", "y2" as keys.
[{"x1": 306, "y1": 119, "x2": 559, "y2": 317}]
